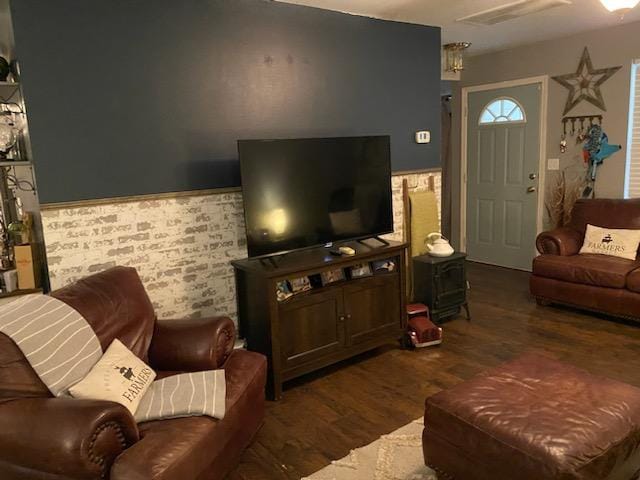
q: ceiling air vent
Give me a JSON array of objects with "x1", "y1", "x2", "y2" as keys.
[{"x1": 457, "y1": 0, "x2": 572, "y2": 26}]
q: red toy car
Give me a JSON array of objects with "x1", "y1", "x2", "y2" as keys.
[{"x1": 404, "y1": 303, "x2": 442, "y2": 348}]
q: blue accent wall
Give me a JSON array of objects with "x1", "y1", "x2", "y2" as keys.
[{"x1": 11, "y1": 0, "x2": 441, "y2": 203}]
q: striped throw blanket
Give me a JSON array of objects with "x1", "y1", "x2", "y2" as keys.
[
  {"x1": 135, "y1": 370, "x2": 226, "y2": 423},
  {"x1": 0, "y1": 294, "x2": 226, "y2": 422},
  {"x1": 0, "y1": 294, "x2": 102, "y2": 397}
]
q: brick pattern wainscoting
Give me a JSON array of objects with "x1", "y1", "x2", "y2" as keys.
[
  {"x1": 41, "y1": 170, "x2": 441, "y2": 322},
  {"x1": 386, "y1": 171, "x2": 442, "y2": 243}
]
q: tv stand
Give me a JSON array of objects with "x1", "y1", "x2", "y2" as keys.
[{"x1": 232, "y1": 240, "x2": 408, "y2": 400}]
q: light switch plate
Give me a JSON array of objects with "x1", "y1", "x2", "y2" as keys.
[
  {"x1": 415, "y1": 131, "x2": 431, "y2": 144},
  {"x1": 547, "y1": 158, "x2": 560, "y2": 171}
]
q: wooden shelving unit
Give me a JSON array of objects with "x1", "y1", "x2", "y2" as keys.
[
  {"x1": 0, "y1": 161, "x2": 31, "y2": 167},
  {"x1": 0, "y1": 287, "x2": 42, "y2": 299},
  {"x1": 0, "y1": 81, "x2": 21, "y2": 101},
  {"x1": 0, "y1": 79, "x2": 49, "y2": 294}
]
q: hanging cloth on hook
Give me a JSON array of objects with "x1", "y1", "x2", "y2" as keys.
[{"x1": 583, "y1": 124, "x2": 621, "y2": 181}]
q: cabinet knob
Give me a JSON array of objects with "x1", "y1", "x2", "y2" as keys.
[{"x1": 346, "y1": 314, "x2": 352, "y2": 319}]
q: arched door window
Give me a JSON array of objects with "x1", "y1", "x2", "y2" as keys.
[{"x1": 479, "y1": 97, "x2": 526, "y2": 124}]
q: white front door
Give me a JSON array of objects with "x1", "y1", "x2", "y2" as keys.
[{"x1": 465, "y1": 83, "x2": 542, "y2": 271}]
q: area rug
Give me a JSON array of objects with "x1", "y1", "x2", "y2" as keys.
[{"x1": 302, "y1": 418, "x2": 437, "y2": 480}]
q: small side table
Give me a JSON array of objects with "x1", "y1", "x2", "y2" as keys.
[{"x1": 413, "y1": 252, "x2": 470, "y2": 323}]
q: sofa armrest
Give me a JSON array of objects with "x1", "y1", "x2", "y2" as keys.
[
  {"x1": 0, "y1": 397, "x2": 138, "y2": 479},
  {"x1": 536, "y1": 227, "x2": 583, "y2": 256},
  {"x1": 148, "y1": 316, "x2": 237, "y2": 371}
]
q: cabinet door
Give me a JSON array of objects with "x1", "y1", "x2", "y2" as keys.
[
  {"x1": 434, "y1": 261, "x2": 466, "y2": 310},
  {"x1": 343, "y1": 274, "x2": 401, "y2": 346},
  {"x1": 278, "y1": 289, "x2": 345, "y2": 369}
]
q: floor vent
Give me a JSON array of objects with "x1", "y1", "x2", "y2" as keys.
[{"x1": 457, "y1": 0, "x2": 572, "y2": 26}]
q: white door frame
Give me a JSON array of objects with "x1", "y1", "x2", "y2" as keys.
[{"x1": 460, "y1": 75, "x2": 549, "y2": 262}]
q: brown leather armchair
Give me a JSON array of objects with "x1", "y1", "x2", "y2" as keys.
[
  {"x1": 0, "y1": 266, "x2": 267, "y2": 480},
  {"x1": 531, "y1": 198, "x2": 640, "y2": 322}
]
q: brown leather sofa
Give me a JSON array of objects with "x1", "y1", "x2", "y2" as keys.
[
  {"x1": 531, "y1": 198, "x2": 640, "y2": 321},
  {"x1": 0, "y1": 266, "x2": 267, "y2": 480}
]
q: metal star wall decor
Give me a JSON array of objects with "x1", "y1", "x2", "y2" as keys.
[{"x1": 552, "y1": 47, "x2": 621, "y2": 115}]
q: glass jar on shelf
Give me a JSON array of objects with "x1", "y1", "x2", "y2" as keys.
[
  {"x1": 0, "y1": 111, "x2": 17, "y2": 159},
  {"x1": 7, "y1": 198, "x2": 30, "y2": 246},
  {"x1": 0, "y1": 103, "x2": 25, "y2": 161}
]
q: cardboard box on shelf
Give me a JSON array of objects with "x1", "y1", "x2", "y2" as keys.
[{"x1": 15, "y1": 244, "x2": 39, "y2": 290}]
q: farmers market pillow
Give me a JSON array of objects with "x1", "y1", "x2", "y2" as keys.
[
  {"x1": 579, "y1": 224, "x2": 640, "y2": 261},
  {"x1": 69, "y1": 338, "x2": 156, "y2": 415}
]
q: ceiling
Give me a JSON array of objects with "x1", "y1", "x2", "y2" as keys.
[{"x1": 274, "y1": 0, "x2": 640, "y2": 55}]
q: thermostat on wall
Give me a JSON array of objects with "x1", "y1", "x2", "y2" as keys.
[{"x1": 415, "y1": 131, "x2": 431, "y2": 144}]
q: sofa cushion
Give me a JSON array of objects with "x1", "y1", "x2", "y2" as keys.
[
  {"x1": 627, "y1": 269, "x2": 640, "y2": 294},
  {"x1": 530, "y1": 276, "x2": 640, "y2": 321},
  {"x1": 533, "y1": 254, "x2": 640, "y2": 289},
  {"x1": 51, "y1": 267, "x2": 156, "y2": 361},
  {"x1": 569, "y1": 198, "x2": 640, "y2": 235},
  {"x1": 110, "y1": 350, "x2": 266, "y2": 480}
]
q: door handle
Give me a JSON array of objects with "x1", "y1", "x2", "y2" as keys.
[
  {"x1": 527, "y1": 186, "x2": 537, "y2": 193},
  {"x1": 529, "y1": 173, "x2": 537, "y2": 180}
]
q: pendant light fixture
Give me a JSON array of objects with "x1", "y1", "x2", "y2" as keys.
[
  {"x1": 599, "y1": 0, "x2": 640, "y2": 13},
  {"x1": 443, "y1": 42, "x2": 471, "y2": 73}
]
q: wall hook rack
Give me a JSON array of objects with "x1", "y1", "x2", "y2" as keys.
[{"x1": 562, "y1": 115, "x2": 603, "y2": 135}]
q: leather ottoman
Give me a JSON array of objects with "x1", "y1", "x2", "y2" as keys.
[{"x1": 423, "y1": 353, "x2": 640, "y2": 480}]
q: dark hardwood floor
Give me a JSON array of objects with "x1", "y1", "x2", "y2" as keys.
[{"x1": 228, "y1": 262, "x2": 640, "y2": 480}]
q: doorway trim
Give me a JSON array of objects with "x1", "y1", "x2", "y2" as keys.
[{"x1": 459, "y1": 75, "x2": 549, "y2": 265}]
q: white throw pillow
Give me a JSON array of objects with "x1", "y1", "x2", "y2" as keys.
[
  {"x1": 579, "y1": 224, "x2": 640, "y2": 261},
  {"x1": 69, "y1": 338, "x2": 156, "y2": 415}
]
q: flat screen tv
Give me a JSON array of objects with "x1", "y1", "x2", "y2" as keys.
[{"x1": 238, "y1": 135, "x2": 393, "y2": 258}]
